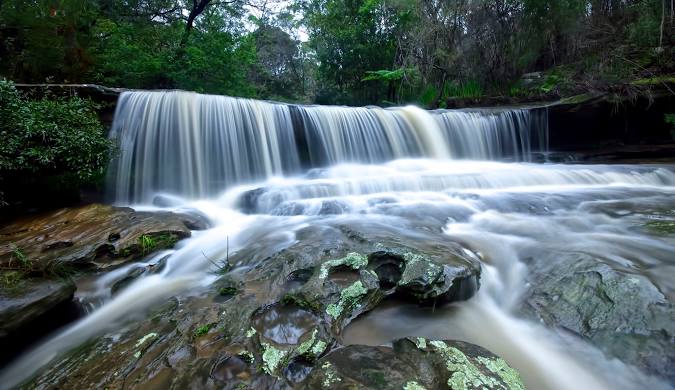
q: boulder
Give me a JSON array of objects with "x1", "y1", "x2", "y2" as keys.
[
  {"x1": 17, "y1": 222, "x2": 486, "y2": 389},
  {"x1": 303, "y1": 338, "x2": 526, "y2": 390},
  {"x1": 0, "y1": 204, "x2": 208, "y2": 272},
  {"x1": 0, "y1": 278, "x2": 78, "y2": 365},
  {"x1": 521, "y1": 252, "x2": 675, "y2": 381},
  {"x1": 0, "y1": 278, "x2": 75, "y2": 339}
]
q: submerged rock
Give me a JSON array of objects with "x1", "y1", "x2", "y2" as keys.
[{"x1": 522, "y1": 252, "x2": 675, "y2": 381}]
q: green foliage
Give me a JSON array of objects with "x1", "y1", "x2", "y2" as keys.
[
  {"x1": 362, "y1": 68, "x2": 408, "y2": 82},
  {"x1": 665, "y1": 114, "x2": 675, "y2": 128},
  {"x1": 0, "y1": 242, "x2": 76, "y2": 291},
  {"x1": 666, "y1": 114, "x2": 675, "y2": 140},
  {"x1": 89, "y1": 14, "x2": 258, "y2": 96},
  {"x1": 138, "y1": 233, "x2": 179, "y2": 255},
  {"x1": 139, "y1": 235, "x2": 157, "y2": 255},
  {"x1": 0, "y1": 270, "x2": 25, "y2": 292},
  {"x1": 0, "y1": 80, "x2": 113, "y2": 207},
  {"x1": 194, "y1": 323, "x2": 215, "y2": 337},
  {"x1": 627, "y1": 0, "x2": 665, "y2": 47},
  {"x1": 444, "y1": 80, "x2": 484, "y2": 99},
  {"x1": 539, "y1": 74, "x2": 561, "y2": 93},
  {"x1": 419, "y1": 86, "x2": 438, "y2": 107},
  {"x1": 304, "y1": 0, "x2": 410, "y2": 105},
  {"x1": 0, "y1": 0, "x2": 672, "y2": 105},
  {"x1": 10, "y1": 245, "x2": 29, "y2": 268}
]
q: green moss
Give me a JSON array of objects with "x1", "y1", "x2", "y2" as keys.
[
  {"x1": 399, "y1": 252, "x2": 443, "y2": 288},
  {"x1": 296, "y1": 329, "x2": 319, "y2": 355},
  {"x1": 238, "y1": 350, "x2": 255, "y2": 363},
  {"x1": 281, "y1": 293, "x2": 321, "y2": 312},
  {"x1": 644, "y1": 220, "x2": 675, "y2": 234},
  {"x1": 296, "y1": 329, "x2": 328, "y2": 360},
  {"x1": 369, "y1": 370, "x2": 386, "y2": 386},
  {"x1": 631, "y1": 76, "x2": 675, "y2": 85},
  {"x1": 245, "y1": 327, "x2": 257, "y2": 338},
  {"x1": 559, "y1": 93, "x2": 596, "y2": 105},
  {"x1": 261, "y1": 342, "x2": 288, "y2": 375},
  {"x1": 218, "y1": 286, "x2": 238, "y2": 296},
  {"x1": 319, "y1": 252, "x2": 368, "y2": 279},
  {"x1": 311, "y1": 340, "x2": 328, "y2": 356},
  {"x1": 403, "y1": 381, "x2": 427, "y2": 390},
  {"x1": 476, "y1": 356, "x2": 525, "y2": 390},
  {"x1": 194, "y1": 323, "x2": 215, "y2": 337},
  {"x1": 429, "y1": 340, "x2": 501, "y2": 390},
  {"x1": 320, "y1": 361, "x2": 342, "y2": 387},
  {"x1": 415, "y1": 337, "x2": 427, "y2": 350},
  {"x1": 134, "y1": 332, "x2": 158, "y2": 347},
  {"x1": 326, "y1": 280, "x2": 368, "y2": 319}
]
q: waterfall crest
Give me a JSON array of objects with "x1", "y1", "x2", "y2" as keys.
[{"x1": 109, "y1": 91, "x2": 548, "y2": 202}]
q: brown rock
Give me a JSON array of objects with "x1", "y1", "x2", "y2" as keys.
[{"x1": 0, "y1": 204, "x2": 203, "y2": 272}]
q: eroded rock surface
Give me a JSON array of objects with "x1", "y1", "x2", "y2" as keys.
[
  {"x1": 305, "y1": 338, "x2": 525, "y2": 390},
  {"x1": 0, "y1": 204, "x2": 208, "y2": 272},
  {"x1": 0, "y1": 279, "x2": 75, "y2": 338},
  {"x1": 522, "y1": 252, "x2": 675, "y2": 381},
  {"x1": 0, "y1": 204, "x2": 208, "y2": 370},
  {"x1": 22, "y1": 223, "x2": 490, "y2": 389}
]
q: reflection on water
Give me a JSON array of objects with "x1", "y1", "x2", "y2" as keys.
[{"x1": 252, "y1": 304, "x2": 320, "y2": 345}]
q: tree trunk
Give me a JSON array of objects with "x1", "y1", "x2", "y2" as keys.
[
  {"x1": 181, "y1": 0, "x2": 212, "y2": 45},
  {"x1": 659, "y1": 0, "x2": 665, "y2": 49}
]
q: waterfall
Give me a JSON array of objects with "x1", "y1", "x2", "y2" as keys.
[{"x1": 109, "y1": 91, "x2": 548, "y2": 203}]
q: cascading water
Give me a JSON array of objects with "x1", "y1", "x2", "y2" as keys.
[
  {"x1": 2, "y1": 91, "x2": 674, "y2": 390},
  {"x1": 109, "y1": 91, "x2": 548, "y2": 203}
]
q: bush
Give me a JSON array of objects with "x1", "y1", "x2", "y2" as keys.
[{"x1": 0, "y1": 79, "x2": 113, "y2": 209}]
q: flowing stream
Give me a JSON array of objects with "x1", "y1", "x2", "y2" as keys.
[{"x1": 1, "y1": 91, "x2": 674, "y2": 389}]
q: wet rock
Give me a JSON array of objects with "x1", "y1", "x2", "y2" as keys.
[
  {"x1": 110, "y1": 266, "x2": 147, "y2": 296},
  {"x1": 0, "y1": 204, "x2": 202, "y2": 272},
  {"x1": 0, "y1": 278, "x2": 79, "y2": 365},
  {"x1": 152, "y1": 194, "x2": 185, "y2": 207},
  {"x1": 303, "y1": 345, "x2": 419, "y2": 389},
  {"x1": 210, "y1": 355, "x2": 255, "y2": 387},
  {"x1": 317, "y1": 200, "x2": 350, "y2": 215},
  {"x1": 522, "y1": 252, "x2": 675, "y2": 381},
  {"x1": 0, "y1": 278, "x2": 75, "y2": 338},
  {"x1": 271, "y1": 202, "x2": 306, "y2": 216},
  {"x1": 252, "y1": 303, "x2": 321, "y2": 345},
  {"x1": 21, "y1": 222, "x2": 484, "y2": 389},
  {"x1": 303, "y1": 338, "x2": 526, "y2": 390},
  {"x1": 178, "y1": 209, "x2": 212, "y2": 231},
  {"x1": 237, "y1": 187, "x2": 267, "y2": 213}
]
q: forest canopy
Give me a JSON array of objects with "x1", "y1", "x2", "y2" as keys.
[{"x1": 0, "y1": 0, "x2": 673, "y2": 106}]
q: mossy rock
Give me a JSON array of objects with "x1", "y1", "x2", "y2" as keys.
[{"x1": 302, "y1": 339, "x2": 526, "y2": 389}]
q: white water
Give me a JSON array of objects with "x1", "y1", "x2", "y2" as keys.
[
  {"x1": 1, "y1": 92, "x2": 673, "y2": 389},
  {"x1": 3, "y1": 160, "x2": 675, "y2": 389},
  {"x1": 109, "y1": 91, "x2": 547, "y2": 202}
]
